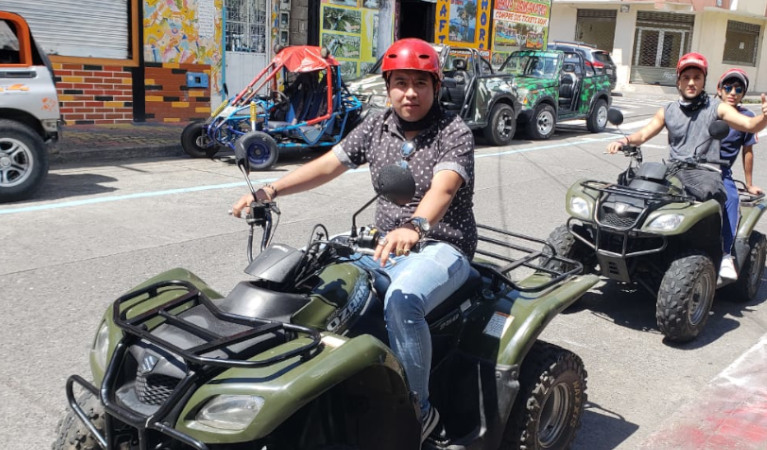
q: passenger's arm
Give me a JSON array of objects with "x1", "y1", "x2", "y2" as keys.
[
  {"x1": 607, "y1": 107, "x2": 666, "y2": 154},
  {"x1": 742, "y1": 145, "x2": 763, "y2": 194},
  {"x1": 719, "y1": 93, "x2": 767, "y2": 133}
]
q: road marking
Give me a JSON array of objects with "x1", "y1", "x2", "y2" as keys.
[{"x1": 0, "y1": 119, "x2": 652, "y2": 216}]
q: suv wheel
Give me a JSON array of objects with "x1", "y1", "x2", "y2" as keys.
[
  {"x1": 483, "y1": 103, "x2": 516, "y2": 146},
  {"x1": 527, "y1": 103, "x2": 556, "y2": 140},
  {"x1": 586, "y1": 99, "x2": 608, "y2": 133},
  {"x1": 0, "y1": 119, "x2": 49, "y2": 203}
]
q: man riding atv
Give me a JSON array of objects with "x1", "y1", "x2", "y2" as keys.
[{"x1": 606, "y1": 52, "x2": 767, "y2": 281}]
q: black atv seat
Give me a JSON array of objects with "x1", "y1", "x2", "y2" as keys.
[
  {"x1": 635, "y1": 162, "x2": 667, "y2": 182},
  {"x1": 425, "y1": 267, "x2": 481, "y2": 323}
]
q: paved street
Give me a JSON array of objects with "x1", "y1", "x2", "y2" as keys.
[{"x1": 2, "y1": 94, "x2": 767, "y2": 449}]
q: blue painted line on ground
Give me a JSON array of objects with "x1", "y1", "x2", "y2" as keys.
[{"x1": 0, "y1": 132, "x2": 629, "y2": 216}]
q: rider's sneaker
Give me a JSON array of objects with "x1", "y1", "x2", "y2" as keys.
[
  {"x1": 719, "y1": 255, "x2": 738, "y2": 281},
  {"x1": 421, "y1": 406, "x2": 440, "y2": 443}
]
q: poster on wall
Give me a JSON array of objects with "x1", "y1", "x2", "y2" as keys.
[
  {"x1": 434, "y1": 0, "x2": 491, "y2": 55},
  {"x1": 319, "y1": 0, "x2": 394, "y2": 79},
  {"x1": 490, "y1": 0, "x2": 551, "y2": 67}
]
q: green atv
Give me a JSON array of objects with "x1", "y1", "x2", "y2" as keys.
[
  {"x1": 54, "y1": 148, "x2": 599, "y2": 449},
  {"x1": 498, "y1": 49, "x2": 612, "y2": 140},
  {"x1": 547, "y1": 110, "x2": 767, "y2": 343}
]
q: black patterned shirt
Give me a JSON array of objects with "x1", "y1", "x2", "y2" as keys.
[{"x1": 333, "y1": 108, "x2": 477, "y2": 257}]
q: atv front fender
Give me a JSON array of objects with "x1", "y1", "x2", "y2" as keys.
[
  {"x1": 175, "y1": 333, "x2": 413, "y2": 445},
  {"x1": 737, "y1": 198, "x2": 767, "y2": 238},
  {"x1": 498, "y1": 274, "x2": 598, "y2": 367}
]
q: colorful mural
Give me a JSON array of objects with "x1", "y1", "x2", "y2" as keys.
[
  {"x1": 144, "y1": 0, "x2": 224, "y2": 95},
  {"x1": 434, "y1": 0, "x2": 491, "y2": 51}
]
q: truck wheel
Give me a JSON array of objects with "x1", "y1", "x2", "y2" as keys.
[
  {"x1": 527, "y1": 103, "x2": 556, "y2": 140},
  {"x1": 52, "y1": 391, "x2": 104, "y2": 450},
  {"x1": 483, "y1": 103, "x2": 516, "y2": 146},
  {"x1": 237, "y1": 131, "x2": 279, "y2": 170},
  {"x1": 0, "y1": 119, "x2": 48, "y2": 203},
  {"x1": 181, "y1": 120, "x2": 218, "y2": 158},
  {"x1": 503, "y1": 341, "x2": 587, "y2": 450},
  {"x1": 586, "y1": 99, "x2": 608, "y2": 133},
  {"x1": 545, "y1": 224, "x2": 596, "y2": 274},
  {"x1": 728, "y1": 231, "x2": 766, "y2": 302},
  {"x1": 656, "y1": 252, "x2": 716, "y2": 343}
]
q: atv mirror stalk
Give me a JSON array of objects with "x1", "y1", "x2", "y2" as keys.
[
  {"x1": 234, "y1": 139, "x2": 258, "y2": 198},
  {"x1": 351, "y1": 194, "x2": 380, "y2": 238}
]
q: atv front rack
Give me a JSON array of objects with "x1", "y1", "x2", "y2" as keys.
[
  {"x1": 66, "y1": 279, "x2": 322, "y2": 450},
  {"x1": 474, "y1": 223, "x2": 583, "y2": 291}
]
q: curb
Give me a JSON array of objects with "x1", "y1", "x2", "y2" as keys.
[{"x1": 50, "y1": 144, "x2": 185, "y2": 165}]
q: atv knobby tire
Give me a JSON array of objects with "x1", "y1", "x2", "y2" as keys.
[
  {"x1": 0, "y1": 119, "x2": 49, "y2": 202},
  {"x1": 503, "y1": 341, "x2": 587, "y2": 450},
  {"x1": 728, "y1": 231, "x2": 767, "y2": 302},
  {"x1": 181, "y1": 120, "x2": 218, "y2": 158},
  {"x1": 656, "y1": 252, "x2": 716, "y2": 343},
  {"x1": 52, "y1": 391, "x2": 104, "y2": 450},
  {"x1": 483, "y1": 103, "x2": 516, "y2": 146},
  {"x1": 545, "y1": 224, "x2": 596, "y2": 274}
]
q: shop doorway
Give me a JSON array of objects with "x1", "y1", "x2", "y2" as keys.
[{"x1": 398, "y1": 0, "x2": 434, "y2": 40}]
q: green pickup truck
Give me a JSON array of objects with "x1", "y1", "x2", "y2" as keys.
[{"x1": 498, "y1": 49, "x2": 612, "y2": 140}]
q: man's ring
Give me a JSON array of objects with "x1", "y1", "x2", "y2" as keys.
[
  {"x1": 378, "y1": 236, "x2": 388, "y2": 246},
  {"x1": 396, "y1": 249, "x2": 404, "y2": 256}
]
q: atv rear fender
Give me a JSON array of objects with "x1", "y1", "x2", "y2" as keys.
[{"x1": 496, "y1": 273, "x2": 598, "y2": 367}]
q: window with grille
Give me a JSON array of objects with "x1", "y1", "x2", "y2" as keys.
[
  {"x1": 225, "y1": 0, "x2": 268, "y2": 53},
  {"x1": 723, "y1": 21, "x2": 760, "y2": 66}
]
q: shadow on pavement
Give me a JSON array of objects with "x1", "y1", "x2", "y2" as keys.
[
  {"x1": 34, "y1": 173, "x2": 119, "y2": 201},
  {"x1": 564, "y1": 271, "x2": 767, "y2": 347},
  {"x1": 576, "y1": 401, "x2": 639, "y2": 450}
]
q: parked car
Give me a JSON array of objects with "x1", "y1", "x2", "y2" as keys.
[
  {"x1": 0, "y1": 11, "x2": 62, "y2": 202},
  {"x1": 347, "y1": 44, "x2": 521, "y2": 146},
  {"x1": 498, "y1": 49, "x2": 612, "y2": 140},
  {"x1": 548, "y1": 41, "x2": 617, "y2": 91}
]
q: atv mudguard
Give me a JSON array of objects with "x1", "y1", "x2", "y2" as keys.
[
  {"x1": 737, "y1": 197, "x2": 767, "y2": 238},
  {"x1": 496, "y1": 273, "x2": 598, "y2": 366}
]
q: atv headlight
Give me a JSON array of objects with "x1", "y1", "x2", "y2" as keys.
[
  {"x1": 91, "y1": 320, "x2": 110, "y2": 372},
  {"x1": 196, "y1": 395, "x2": 265, "y2": 430},
  {"x1": 647, "y1": 214, "x2": 684, "y2": 231},
  {"x1": 569, "y1": 197, "x2": 591, "y2": 220}
]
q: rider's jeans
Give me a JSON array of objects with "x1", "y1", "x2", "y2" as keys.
[
  {"x1": 353, "y1": 241, "x2": 471, "y2": 417},
  {"x1": 722, "y1": 169, "x2": 739, "y2": 255}
]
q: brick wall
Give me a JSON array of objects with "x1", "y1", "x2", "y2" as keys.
[
  {"x1": 53, "y1": 63, "x2": 133, "y2": 125},
  {"x1": 145, "y1": 62, "x2": 211, "y2": 123}
]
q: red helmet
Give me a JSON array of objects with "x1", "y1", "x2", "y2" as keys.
[
  {"x1": 718, "y1": 68, "x2": 749, "y2": 94},
  {"x1": 676, "y1": 52, "x2": 708, "y2": 77},
  {"x1": 381, "y1": 38, "x2": 441, "y2": 80}
]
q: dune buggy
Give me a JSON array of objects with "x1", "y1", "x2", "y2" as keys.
[{"x1": 181, "y1": 46, "x2": 363, "y2": 170}]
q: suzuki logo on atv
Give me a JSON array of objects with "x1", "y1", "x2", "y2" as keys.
[
  {"x1": 139, "y1": 355, "x2": 159, "y2": 375},
  {"x1": 615, "y1": 202, "x2": 629, "y2": 216}
]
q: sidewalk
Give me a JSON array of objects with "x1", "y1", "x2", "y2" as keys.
[
  {"x1": 51, "y1": 121, "x2": 190, "y2": 164},
  {"x1": 639, "y1": 333, "x2": 767, "y2": 449}
]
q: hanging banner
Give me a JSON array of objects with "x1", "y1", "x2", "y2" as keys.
[
  {"x1": 490, "y1": 0, "x2": 551, "y2": 67},
  {"x1": 319, "y1": 0, "x2": 395, "y2": 79},
  {"x1": 434, "y1": 0, "x2": 492, "y2": 54}
]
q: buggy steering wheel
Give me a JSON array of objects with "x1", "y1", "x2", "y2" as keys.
[{"x1": 272, "y1": 91, "x2": 290, "y2": 108}]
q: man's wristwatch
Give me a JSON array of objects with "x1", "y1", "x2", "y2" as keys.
[{"x1": 407, "y1": 216, "x2": 431, "y2": 238}]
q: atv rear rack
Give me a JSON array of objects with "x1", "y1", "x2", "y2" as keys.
[
  {"x1": 580, "y1": 179, "x2": 694, "y2": 204},
  {"x1": 474, "y1": 223, "x2": 583, "y2": 291}
]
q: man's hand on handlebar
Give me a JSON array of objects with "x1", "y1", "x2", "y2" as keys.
[
  {"x1": 606, "y1": 140, "x2": 627, "y2": 154},
  {"x1": 231, "y1": 188, "x2": 272, "y2": 218},
  {"x1": 748, "y1": 184, "x2": 764, "y2": 195},
  {"x1": 373, "y1": 227, "x2": 420, "y2": 266}
]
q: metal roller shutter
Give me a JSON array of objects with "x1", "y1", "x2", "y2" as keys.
[{"x1": 3, "y1": 0, "x2": 129, "y2": 59}]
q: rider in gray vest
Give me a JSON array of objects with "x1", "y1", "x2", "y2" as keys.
[{"x1": 606, "y1": 52, "x2": 767, "y2": 281}]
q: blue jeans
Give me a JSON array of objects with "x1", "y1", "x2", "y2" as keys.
[
  {"x1": 722, "y1": 169, "x2": 739, "y2": 255},
  {"x1": 353, "y1": 241, "x2": 471, "y2": 416}
]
